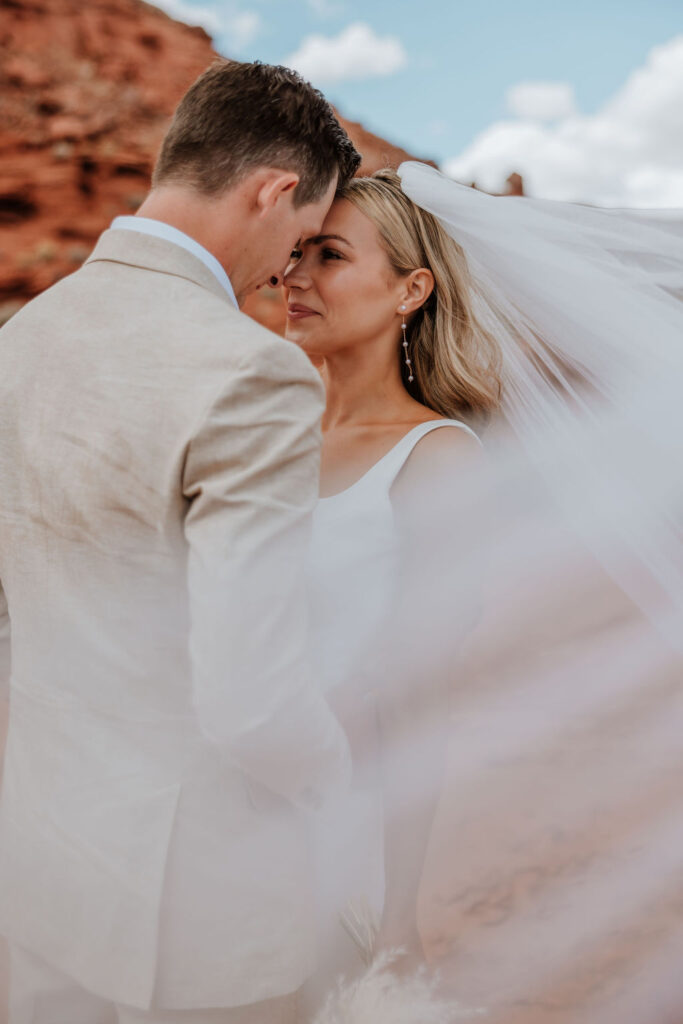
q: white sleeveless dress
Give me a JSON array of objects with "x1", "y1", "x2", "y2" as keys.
[{"x1": 304, "y1": 418, "x2": 480, "y2": 1001}]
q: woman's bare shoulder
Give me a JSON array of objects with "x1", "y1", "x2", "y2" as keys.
[
  {"x1": 393, "y1": 419, "x2": 483, "y2": 501},
  {"x1": 406, "y1": 418, "x2": 482, "y2": 464}
]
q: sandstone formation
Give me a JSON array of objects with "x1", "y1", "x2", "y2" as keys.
[{"x1": 0, "y1": 0, "x2": 436, "y2": 330}]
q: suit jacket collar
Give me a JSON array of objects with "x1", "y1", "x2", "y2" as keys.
[{"x1": 85, "y1": 229, "x2": 236, "y2": 306}]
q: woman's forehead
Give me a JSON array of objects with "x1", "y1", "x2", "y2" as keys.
[{"x1": 319, "y1": 197, "x2": 379, "y2": 243}]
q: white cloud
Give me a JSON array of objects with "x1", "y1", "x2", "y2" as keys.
[
  {"x1": 150, "y1": 1, "x2": 263, "y2": 49},
  {"x1": 152, "y1": 0, "x2": 223, "y2": 35},
  {"x1": 224, "y1": 11, "x2": 263, "y2": 50},
  {"x1": 445, "y1": 35, "x2": 683, "y2": 208},
  {"x1": 506, "y1": 81, "x2": 577, "y2": 122},
  {"x1": 284, "y1": 22, "x2": 408, "y2": 85}
]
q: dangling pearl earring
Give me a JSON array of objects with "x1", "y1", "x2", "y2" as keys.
[{"x1": 400, "y1": 304, "x2": 414, "y2": 382}]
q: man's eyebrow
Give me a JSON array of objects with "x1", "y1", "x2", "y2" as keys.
[{"x1": 302, "y1": 233, "x2": 353, "y2": 247}]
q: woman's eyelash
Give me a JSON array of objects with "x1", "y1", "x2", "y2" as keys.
[{"x1": 288, "y1": 247, "x2": 343, "y2": 262}]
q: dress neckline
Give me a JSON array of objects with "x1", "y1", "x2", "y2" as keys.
[{"x1": 318, "y1": 419, "x2": 462, "y2": 503}]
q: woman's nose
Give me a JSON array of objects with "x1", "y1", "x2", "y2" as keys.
[{"x1": 283, "y1": 262, "x2": 309, "y2": 289}]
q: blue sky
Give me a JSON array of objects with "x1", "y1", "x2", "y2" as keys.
[{"x1": 157, "y1": 0, "x2": 683, "y2": 205}]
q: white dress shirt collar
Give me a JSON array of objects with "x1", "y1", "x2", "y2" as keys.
[{"x1": 110, "y1": 216, "x2": 238, "y2": 309}]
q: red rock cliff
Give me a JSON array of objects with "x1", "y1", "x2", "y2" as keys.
[{"x1": 0, "y1": 0, "x2": 435, "y2": 329}]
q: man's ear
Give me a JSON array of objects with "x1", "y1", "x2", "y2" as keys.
[{"x1": 255, "y1": 170, "x2": 300, "y2": 216}]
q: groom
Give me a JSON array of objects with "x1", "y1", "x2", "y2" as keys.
[{"x1": 0, "y1": 60, "x2": 360, "y2": 1022}]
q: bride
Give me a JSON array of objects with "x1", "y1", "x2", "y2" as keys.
[
  {"x1": 283, "y1": 167, "x2": 500, "y2": 1001},
  {"x1": 284, "y1": 165, "x2": 683, "y2": 1021}
]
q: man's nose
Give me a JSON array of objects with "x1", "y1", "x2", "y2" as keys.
[{"x1": 269, "y1": 274, "x2": 281, "y2": 288}]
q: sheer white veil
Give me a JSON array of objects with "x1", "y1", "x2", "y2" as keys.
[
  {"x1": 398, "y1": 161, "x2": 683, "y2": 650},
  {"x1": 311, "y1": 162, "x2": 683, "y2": 1023}
]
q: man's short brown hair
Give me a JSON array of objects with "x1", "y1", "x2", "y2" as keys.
[{"x1": 153, "y1": 60, "x2": 361, "y2": 206}]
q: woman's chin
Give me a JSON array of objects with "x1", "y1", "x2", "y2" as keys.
[{"x1": 291, "y1": 339, "x2": 327, "y2": 366}]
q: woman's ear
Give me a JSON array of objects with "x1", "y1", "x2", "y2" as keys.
[{"x1": 402, "y1": 268, "x2": 435, "y2": 313}]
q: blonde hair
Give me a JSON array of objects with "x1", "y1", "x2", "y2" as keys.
[{"x1": 337, "y1": 168, "x2": 503, "y2": 423}]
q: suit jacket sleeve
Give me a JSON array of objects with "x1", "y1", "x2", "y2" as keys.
[
  {"x1": 0, "y1": 579, "x2": 9, "y2": 703},
  {"x1": 0, "y1": 579, "x2": 9, "y2": 779},
  {"x1": 183, "y1": 338, "x2": 350, "y2": 809}
]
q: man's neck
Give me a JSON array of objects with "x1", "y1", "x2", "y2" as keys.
[{"x1": 135, "y1": 188, "x2": 239, "y2": 282}]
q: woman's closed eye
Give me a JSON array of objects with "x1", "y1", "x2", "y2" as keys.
[{"x1": 288, "y1": 246, "x2": 344, "y2": 264}]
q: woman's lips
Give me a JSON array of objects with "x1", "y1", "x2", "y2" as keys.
[{"x1": 287, "y1": 305, "x2": 319, "y2": 320}]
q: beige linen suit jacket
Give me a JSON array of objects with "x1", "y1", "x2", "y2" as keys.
[{"x1": 0, "y1": 230, "x2": 350, "y2": 1011}]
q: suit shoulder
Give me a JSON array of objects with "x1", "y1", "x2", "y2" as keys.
[
  {"x1": 202, "y1": 302, "x2": 322, "y2": 386},
  {"x1": 242, "y1": 321, "x2": 322, "y2": 384}
]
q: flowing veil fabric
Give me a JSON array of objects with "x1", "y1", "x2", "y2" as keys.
[
  {"x1": 316, "y1": 167, "x2": 683, "y2": 1023},
  {"x1": 398, "y1": 161, "x2": 683, "y2": 648}
]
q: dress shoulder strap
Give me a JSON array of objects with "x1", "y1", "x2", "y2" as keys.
[{"x1": 374, "y1": 418, "x2": 481, "y2": 493}]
